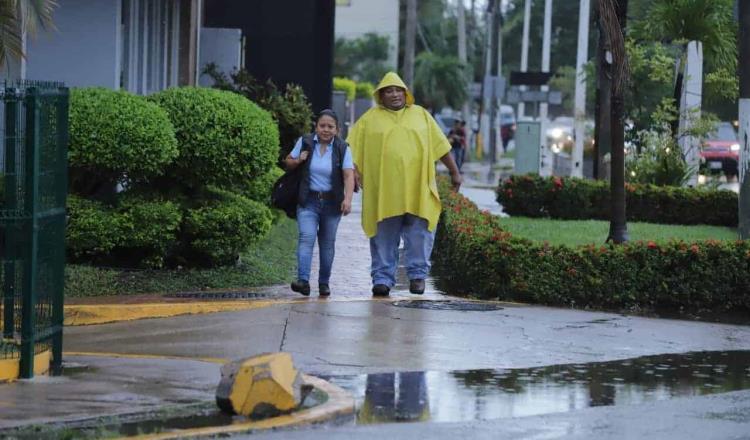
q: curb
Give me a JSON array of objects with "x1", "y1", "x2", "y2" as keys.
[{"x1": 124, "y1": 374, "x2": 355, "y2": 440}]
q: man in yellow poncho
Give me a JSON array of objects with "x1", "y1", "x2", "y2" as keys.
[{"x1": 347, "y1": 72, "x2": 462, "y2": 297}]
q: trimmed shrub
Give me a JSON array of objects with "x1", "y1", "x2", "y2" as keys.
[
  {"x1": 355, "y1": 82, "x2": 375, "y2": 99},
  {"x1": 68, "y1": 87, "x2": 178, "y2": 195},
  {"x1": 149, "y1": 87, "x2": 279, "y2": 190},
  {"x1": 182, "y1": 189, "x2": 274, "y2": 266},
  {"x1": 497, "y1": 174, "x2": 738, "y2": 227},
  {"x1": 333, "y1": 77, "x2": 357, "y2": 101},
  {"x1": 66, "y1": 194, "x2": 181, "y2": 268},
  {"x1": 66, "y1": 195, "x2": 123, "y2": 260},
  {"x1": 202, "y1": 65, "x2": 314, "y2": 162},
  {"x1": 434, "y1": 179, "x2": 750, "y2": 315},
  {"x1": 245, "y1": 166, "x2": 284, "y2": 204}
]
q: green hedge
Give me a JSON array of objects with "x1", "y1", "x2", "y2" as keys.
[
  {"x1": 497, "y1": 174, "x2": 738, "y2": 227},
  {"x1": 355, "y1": 82, "x2": 375, "y2": 99},
  {"x1": 181, "y1": 188, "x2": 273, "y2": 266},
  {"x1": 434, "y1": 179, "x2": 750, "y2": 315},
  {"x1": 149, "y1": 87, "x2": 279, "y2": 191},
  {"x1": 333, "y1": 77, "x2": 357, "y2": 101},
  {"x1": 68, "y1": 88, "x2": 178, "y2": 195}
]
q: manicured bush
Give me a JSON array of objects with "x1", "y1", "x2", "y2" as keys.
[
  {"x1": 181, "y1": 189, "x2": 274, "y2": 266},
  {"x1": 355, "y1": 82, "x2": 375, "y2": 99},
  {"x1": 333, "y1": 77, "x2": 357, "y2": 101},
  {"x1": 245, "y1": 166, "x2": 284, "y2": 204},
  {"x1": 497, "y1": 174, "x2": 738, "y2": 227},
  {"x1": 203, "y1": 65, "x2": 314, "y2": 162},
  {"x1": 149, "y1": 87, "x2": 279, "y2": 190},
  {"x1": 434, "y1": 179, "x2": 750, "y2": 315},
  {"x1": 66, "y1": 194, "x2": 181, "y2": 268},
  {"x1": 68, "y1": 87, "x2": 178, "y2": 195}
]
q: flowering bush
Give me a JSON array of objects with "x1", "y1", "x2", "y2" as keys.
[
  {"x1": 435, "y1": 178, "x2": 750, "y2": 314},
  {"x1": 497, "y1": 174, "x2": 738, "y2": 226}
]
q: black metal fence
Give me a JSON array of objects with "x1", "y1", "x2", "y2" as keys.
[{"x1": 1, "y1": 81, "x2": 68, "y2": 379}]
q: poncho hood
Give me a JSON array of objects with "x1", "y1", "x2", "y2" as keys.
[{"x1": 373, "y1": 72, "x2": 415, "y2": 107}]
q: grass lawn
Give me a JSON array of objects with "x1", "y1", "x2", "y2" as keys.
[
  {"x1": 65, "y1": 216, "x2": 298, "y2": 297},
  {"x1": 498, "y1": 217, "x2": 738, "y2": 247}
]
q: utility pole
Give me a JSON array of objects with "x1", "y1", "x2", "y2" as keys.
[
  {"x1": 403, "y1": 0, "x2": 417, "y2": 87},
  {"x1": 739, "y1": 0, "x2": 750, "y2": 238},
  {"x1": 539, "y1": 0, "x2": 553, "y2": 177},
  {"x1": 457, "y1": 0, "x2": 471, "y2": 123},
  {"x1": 489, "y1": 0, "x2": 501, "y2": 163},
  {"x1": 518, "y1": 0, "x2": 532, "y2": 119},
  {"x1": 572, "y1": 0, "x2": 591, "y2": 178}
]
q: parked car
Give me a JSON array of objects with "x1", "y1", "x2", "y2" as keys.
[{"x1": 700, "y1": 122, "x2": 740, "y2": 178}]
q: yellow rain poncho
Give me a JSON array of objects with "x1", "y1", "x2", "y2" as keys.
[{"x1": 347, "y1": 72, "x2": 451, "y2": 238}]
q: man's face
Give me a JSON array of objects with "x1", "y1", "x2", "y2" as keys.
[{"x1": 380, "y1": 86, "x2": 406, "y2": 110}]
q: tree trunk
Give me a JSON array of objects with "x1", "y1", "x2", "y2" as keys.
[
  {"x1": 600, "y1": 0, "x2": 629, "y2": 244},
  {"x1": 457, "y1": 0, "x2": 471, "y2": 122},
  {"x1": 403, "y1": 0, "x2": 418, "y2": 87},
  {"x1": 593, "y1": 2, "x2": 611, "y2": 181}
]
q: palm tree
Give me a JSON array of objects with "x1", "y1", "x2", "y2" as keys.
[
  {"x1": 413, "y1": 52, "x2": 468, "y2": 111},
  {"x1": 0, "y1": 0, "x2": 58, "y2": 67},
  {"x1": 598, "y1": 0, "x2": 629, "y2": 244}
]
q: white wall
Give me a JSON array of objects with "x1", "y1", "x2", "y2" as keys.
[
  {"x1": 335, "y1": 0, "x2": 400, "y2": 69},
  {"x1": 26, "y1": 0, "x2": 121, "y2": 88}
]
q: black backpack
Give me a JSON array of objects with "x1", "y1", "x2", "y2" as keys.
[{"x1": 270, "y1": 137, "x2": 313, "y2": 219}]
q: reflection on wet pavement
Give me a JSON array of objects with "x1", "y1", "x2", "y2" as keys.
[{"x1": 326, "y1": 351, "x2": 750, "y2": 425}]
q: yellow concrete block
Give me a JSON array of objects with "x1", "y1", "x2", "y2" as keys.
[
  {"x1": 0, "y1": 350, "x2": 51, "y2": 382},
  {"x1": 216, "y1": 352, "x2": 303, "y2": 418}
]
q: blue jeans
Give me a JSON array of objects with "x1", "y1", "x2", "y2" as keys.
[
  {"x1": 451, "y1": 147, "x2": 465, "y2": 170},
  {"x1": 297, "y1": 196, "x2": 342, "y2": 284},
  {"x1": 369, "y1": 214, "x2": 435, "y2": 287}
]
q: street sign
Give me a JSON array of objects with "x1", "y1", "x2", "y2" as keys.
[
  {"x1": 482, "y1": 75, "x2": 506, "y2": 102},
  {"x1": 509, "y1": 71, "x2": 552, "y2": 86},
  {"x1": 505, "y1": 89, "x2": 562, "y2": 104}
]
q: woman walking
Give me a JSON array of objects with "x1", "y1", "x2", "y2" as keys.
[{"x1": 283, "y1": 110, "x2": 355, "y2": 297}]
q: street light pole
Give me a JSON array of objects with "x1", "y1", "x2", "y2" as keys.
[
  {"x1": 572, "y1": 0, "x2": 591, "y2": 178},
  {"x1": 539, "y1": 0, "x2": 553, "y2": 176},
  {"x1": 518, "y1": 0, "x2": 532, "y2": 119},
  {"x1": 739, "y1": 0, "x2": 750, "y2": 238}
]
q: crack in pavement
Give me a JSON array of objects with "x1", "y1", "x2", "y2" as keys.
[{"x1": 279, "y1": 307, "x2": 292, "y2": 352}]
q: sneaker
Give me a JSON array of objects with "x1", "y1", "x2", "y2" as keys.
[
  {"x1": 372, "y1": 284, "x2": 390, "y2": 297},
  {"x1": 409, "y1": 279, "x2": 425, "y2": 295},
  {"x1": 291, "y1": 280, "x2": 310, "y2": 296},
  {"x1": 319, "y1": 284, "x2": 331, "y2": 297}
]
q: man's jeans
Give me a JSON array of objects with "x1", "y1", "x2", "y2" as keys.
[
  {"x1": 297, "y1": 196, "x2": 342, "y2": 284},
  {"x1": 369, "y1": 214, "x2": 435, "y2": 287},
  {"x1": 451, "y1": 147, "x2": 465, "y2": 170}
]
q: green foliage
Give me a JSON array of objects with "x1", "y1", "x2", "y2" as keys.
[
  {"x1": 202, "y1": 64, "x2": 313, "y2": 160},
  {"x1": 355, "y1": 82, "x2": 375, "y2": 99},
  {"x1": 435, "y1": 179, "x2": 750, "y2": 315},
  {"x1": 68, "y1": 87, "x2": 178, "y2": 196},
  {"x1": 333, "y1": 77, "x2": 357, "y2": 101},
  {"x1": 413, "y1": 52, "x2": 468, "y2": 110},
  {"x1": 497, "y1": 174, "x2": 738, "y2": 226},
  {"x1": 626, "y1": 127, "x2": 694, "y2": 186},
  {"x1": 334, "y1": 33, "x2": 390, "y2": 83},
  {"x1": 149, "y1": 87, "x2": 278, "y2": 191},
  {"x1": 245, "y1": 166, "x2": 284, "y2": 205},
  {"x1": 66, "y1": 194, "x2": 182, "y2": 268},
  {"x1": 182, "y1": 188, "x2": 273, "y2": 266},
  {"x1": 65, "y1": 216, "x2": 298, "y2": 297}
]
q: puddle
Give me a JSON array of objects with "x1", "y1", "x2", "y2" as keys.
[
  {"x1": 2, "y1": 389, "x2": 328, "y2": 439},
  {"x1": 325, "y1": 351, "x2": 750, "y2": 424}
]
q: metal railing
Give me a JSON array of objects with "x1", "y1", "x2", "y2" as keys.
[{"x1": 0, "y1": 81, "x2": 68, "y2": 378}]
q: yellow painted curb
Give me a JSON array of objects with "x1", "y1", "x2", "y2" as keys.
[
  {"x1": 123, "y1": 374, "x2": 354, "y2": 440},
  {"x1": 0, "y1": 350, "x2": 51, "y2": 382},
  {"x1": 64, "y1": 351, "x2": 227, "y2": 365},
  {"x1": 63, "y1": 300, "x2": 281, "y2": 326}
]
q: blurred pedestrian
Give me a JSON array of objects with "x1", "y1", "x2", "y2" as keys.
[{"x1": 448, "y1": 119, "x2": 467, "y2": 171}]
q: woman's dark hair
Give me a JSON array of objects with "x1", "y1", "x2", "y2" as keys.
[{"x1": 315, "y1": 109, "x2": 339, "y2": 127}]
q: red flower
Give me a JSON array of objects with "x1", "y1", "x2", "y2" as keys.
[
  {"x1": 647, "y1": 241, "x2": 657, "y2": 249},
  {"x1": 690, "y1": 245, "x2": 700, "y2": 254},
  {"x1": 553, "y1": 177, "x2": 563, "y2": 188}
]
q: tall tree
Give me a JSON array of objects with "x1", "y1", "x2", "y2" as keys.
[
  {"x1": 0, "y1": 0, "x2": 58, "y2": 67},
  {"x1": 402, "y1": 0, "x2": 418, "y2": 87},
  {"x1": 598, "y1": 0, "x2": 629, "y2": 244},
  {"x1": 413, "y1": 52, "x2": 468, "y2": 111},
  {"x1": 739, "y1": 0, "x2": 750, "y2": 239}
]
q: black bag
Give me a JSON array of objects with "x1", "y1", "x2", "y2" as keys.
[{"x1": 271, "y1": 137, "x2": 312, "y2": 219}]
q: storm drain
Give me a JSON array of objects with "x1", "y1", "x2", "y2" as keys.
[
  {"x1": 166, "y1": 291, "x2": 268, "y2": 300},
  {"x1": 391, "y1": 300, "x2": 503, "y2": 311}
]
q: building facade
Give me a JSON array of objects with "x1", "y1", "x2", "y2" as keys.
[{"x1": 334, "y1": 0, "x2": 400, "y2": 69}]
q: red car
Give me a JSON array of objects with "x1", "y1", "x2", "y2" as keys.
[{"x1": 700, "y1": 122, "x2": 740, "y2": 178}]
